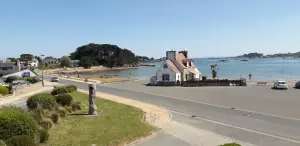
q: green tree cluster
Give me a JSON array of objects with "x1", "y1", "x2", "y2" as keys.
[{"x1": 70, "y1": 43, "x2": 138, "y2": 68}]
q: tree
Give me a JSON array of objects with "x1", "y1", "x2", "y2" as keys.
[
  {"x1": 20, "y1": 54, "x2": 33, "y2": 62},
  {"x1": 70, "y1": 43, "x2": 137, "y2": 67},
  {"x1": 60, "y1": 56, "x2": 70, "y2": 67},
  {"x1": 211, "y1": 64, "x2": 218, "y2": 79},
  {"x1": 79, "y1": 57, "x2": 93, "y2": 69},
  {"x1": 7, "y1": 57, "x2": 18, "y2": 62}
]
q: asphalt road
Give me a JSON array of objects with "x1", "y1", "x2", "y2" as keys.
[{"x1": 45, "y1": 77, "x2": 300, "y2": 146}]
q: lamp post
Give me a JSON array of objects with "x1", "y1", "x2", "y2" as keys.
[{"x1": 40, "y1": 55, "x2": 45, "y2": 87}]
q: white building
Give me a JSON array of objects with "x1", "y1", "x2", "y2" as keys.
[
  {"x1": 151, "y1": 50, "x2": 201, "y2": 84},
  {"x1": 28, "y1": 58, "x2": 39, "y2": 68}
]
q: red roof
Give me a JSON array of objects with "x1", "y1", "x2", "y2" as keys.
[{"x1": 166, "y1": 60, "x2": 180, "y2": 73}]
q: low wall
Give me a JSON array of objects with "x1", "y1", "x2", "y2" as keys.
[
  {"x1": 12, "y1": 82, "x2": 43, "y2": 96},
  {"x1": 150, "y1": 79, "x2": 247, "y2": 87}
]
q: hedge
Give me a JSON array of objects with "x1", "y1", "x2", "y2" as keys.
[
  {"x1": 24, "y1": 77, "x2": 41, "y2": 84},
  {"x1": 5, "y1": 76, "x2": 21, "y2": 83},
  {"x1": 26, "y1": 93, "x2": 57, "y2": 110},
  {"x1": 66, "y1": 85, "x2": 77, "y2": 92},
  {"x1": 51, "y1": 85, "x2": 77, "y2": 95},
  {"x1": 55, "y1": 94, "x2": 73, "y2": 106},
  {"x1": 5, "y1": 135, "x2": 37, "y2": 146},
  {"x1": 0, "y1": 107, "x2": 38, "y2": 141},
  {"x1": 0, "y1": 86, "x2": 9, "y2": 95},
  {"x1": 51, "y1": 87, "x2": 68, "y2": 95}
]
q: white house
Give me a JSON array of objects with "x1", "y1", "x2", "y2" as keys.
[
  {"x1": 28, "y1": 58, "x2": 39, "y2": 68},
  {"x1": 156, "y1": 60, "x2": 181, "y2": 82},
  {"x1": 151, "y1": 50, "x2": 201, "y2": 84}
]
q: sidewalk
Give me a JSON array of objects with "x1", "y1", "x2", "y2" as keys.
[{"x1": 0, "y1": 81, "x2": 57, "y2": 106}]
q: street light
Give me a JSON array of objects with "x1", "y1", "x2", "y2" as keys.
[{"x1": 40, "y1": 55, "x2": 45, "y2": 87}]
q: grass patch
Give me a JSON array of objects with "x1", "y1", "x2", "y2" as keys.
[
  {"x1": 43, "y1": 91, "x2": 153, "y2": 146},
  {"x1": 92, "y1": 77, "x2": 135, "y2": 83}
]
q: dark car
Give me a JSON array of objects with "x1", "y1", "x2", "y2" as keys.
[{"x1": 295, "y1": 81, "x2": 300, "y2": 89}]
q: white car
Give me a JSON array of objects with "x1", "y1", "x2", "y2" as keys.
[
  {"x1": 50, "y1": 77, "x2": 60, "y2": 82},
  {"x1": 273, "y1": 80, "x2": 288, "y2": 90}
]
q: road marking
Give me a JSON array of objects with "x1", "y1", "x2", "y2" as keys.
[
  {"x1": 169, "y1": 109, "x2": 300, "y2": 144},
  {"x1": 98, "y1": 84, "x2": 300, "y2": 121}
]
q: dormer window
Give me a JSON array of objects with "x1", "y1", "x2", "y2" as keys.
[{"x1": 163, "y1": 64, "x2": 168, "y2": 68}]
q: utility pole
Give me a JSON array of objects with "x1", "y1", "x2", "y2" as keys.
[{"x1": 41, "y1": 55, "x2": 45, "y2": 87}]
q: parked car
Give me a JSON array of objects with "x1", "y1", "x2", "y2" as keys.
[
  {"x1": 273, "y1": 80, "x2": 288, "y2": 90},
  {"x1": 295, "y1": 81, "x2": 300, "y2": 89},
  {"x1": 50, "y1": 77, "x2": 60, "y2": 82}
]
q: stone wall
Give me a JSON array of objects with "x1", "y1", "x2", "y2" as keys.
[{"x1": 12, "y1": 82, "x2": 43, "y2": 96}]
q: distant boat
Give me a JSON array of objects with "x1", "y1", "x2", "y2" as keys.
[{"x1": 240, "y1": 60, "x2": 248, "y2": 61}]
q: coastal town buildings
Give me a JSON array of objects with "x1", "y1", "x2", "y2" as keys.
[{"x1": 151, "y1": 50, "x2": 201, "y2": 84}]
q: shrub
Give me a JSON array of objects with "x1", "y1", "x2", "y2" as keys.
[
  {"x1": 26, "y1": 93, "x2": 57, "y2": 110},
  {"x1": 24, "y1": 77, "x2": 40, "y2": 84},
  {"x1": 64, "y1": 106, "x2": 73, "y2": 113},
  {"x1": 40, "y1": 118, "x2": 54, "y2": 130},
  {"x1": 58, "y1": 107, "x2": 68, "y2": 117},
  {"x1": 5, "y1": 76, "x2": 21, "y2": 83},
  {"x1": 220, "y1": 143, "x2": 241, "y2": 146},
  {"x1": 51, "y1": 86, "x2": 68, "y2": 95},
  {"x1": 55, "y1": 94, "x2": 73, "y2": 106},
  {"x1": 42, "y1": 109, "x2": 52, "y2": 119},
  {"x1": 39, "y1": 129, "x2": 49, "y2": 143},
  {"x1": 0, "y1": 107, "x2": 38, "y2": 141},
  {"x1": 5, "y1": 135, "x2": 37, "y2": 146},
  {"x1": 28, "y1": 109, "x2": 44, "y2": 123},
  {"x1": 71, "y1": 102, "x2": 82, "y2": 111},
  {"x1": 66, "y1": 85, "x2": 77, "y2": 92},
  {"x1": 0, "y1": 86, "x2": 9, "y2": 95},
  {"x1": 51, "y1": 112, "x2": 59, "y2": 123},
  {"x1": 0, "y1": 140, "x2": 6, "y2": 146}
]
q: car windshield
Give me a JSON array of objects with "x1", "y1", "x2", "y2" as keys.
[
  {"x1": 52, "y1": 77, "x2": 58, "y2": 79},
  {"x1": 278, "y1": 81, "x2": 286, "y2": 84}
]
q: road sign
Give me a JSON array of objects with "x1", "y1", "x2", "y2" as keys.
[{"x1": 23, "y1": 72, "x2": 30, "y2": 77}]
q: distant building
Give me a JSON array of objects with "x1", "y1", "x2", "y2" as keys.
[
  {"x1": 0, "y1": 60, "x2": 22, "y2": 76},
  {"x1": 70, "y1": 60, "x2": 79, "y2": 67},
  {"x1": 43, "y1": 58, "x2": 60, "y2": 67},
  {"x1": 27, "y1": 58, "x2": 39, "y2": 68},
  {"x1": 151, "y1": 50, "x2": 201, "y2": 84},
  {"x1": 2, "y1": 69, "x2": 38, "y2": 78}
]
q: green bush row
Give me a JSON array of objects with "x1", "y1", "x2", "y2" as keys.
[
  {"x1": 26, "y1": 93, "x2": 58, "y2": 110},
  {"x1": 51, "y1": 85, "x2": 77, "y2": 95},
  {"x1": 0, "y1": 86, "x2": 9, "y2": 95}
]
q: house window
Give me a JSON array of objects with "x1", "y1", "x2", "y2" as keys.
[
  {"x1": 162, "y1": 74, "x2": 170, "y2": 81},
  {"x1": 163, "y1": 64, "x2": 168, "y2": 68}
]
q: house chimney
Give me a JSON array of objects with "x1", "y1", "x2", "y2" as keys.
[
  {"x1": 166, "y1": 50, "x2": 176, "y2": 61},
  {"x1": 179, "y1": 50, "x2": 188, "y2": 58}
]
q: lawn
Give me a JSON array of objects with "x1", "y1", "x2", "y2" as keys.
[{"x1": 43, "y1": 91, "x2": 153, "y2": 146}]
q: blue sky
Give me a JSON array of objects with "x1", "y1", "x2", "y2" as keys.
[{"x1": 1, "y1": 0, "x2": 300, "y2": 59}]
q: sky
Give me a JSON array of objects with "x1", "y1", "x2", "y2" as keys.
[{"x1": 1, "y1": 0, "x2": 300, "y2": 59}]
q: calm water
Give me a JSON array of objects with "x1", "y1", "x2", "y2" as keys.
[{"x1": 87, "y1": 58, "x2": 300, "y2": 81}]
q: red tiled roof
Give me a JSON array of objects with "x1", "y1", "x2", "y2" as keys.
[
  {"x1": 166, "y1": 60, "x2": 180, "y2": 73},
  {"x1": 175, "y1": 53, "x2": 187, "y2": 68}
]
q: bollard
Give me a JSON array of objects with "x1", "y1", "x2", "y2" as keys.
[{"x1": 88, "y1": 84, "x2": 97, "y2": 115}]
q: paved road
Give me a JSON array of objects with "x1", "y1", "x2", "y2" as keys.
[{"x1": 45, "y1": 77, "x2": 300, "y2": 146}]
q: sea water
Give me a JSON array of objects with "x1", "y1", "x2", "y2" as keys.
[{"x1": 89, "y1": 58, "x2": 300, "y2": 82}]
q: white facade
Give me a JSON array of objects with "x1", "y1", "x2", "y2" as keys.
[
  {"x1": 156, "y1": 61, "x2": 181, "y2": 82},
  {"x1": 28, "y1": 58, "x2": 39, "y2": 68}
]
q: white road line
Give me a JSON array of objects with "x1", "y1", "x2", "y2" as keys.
[
  {"x1": 99, "y1": 85, "x2": 300, "y2": 121},
  {"x1": 169, "y1": 109, "x2": 300, "y2": 144}
]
